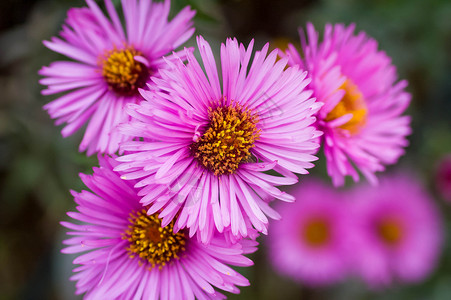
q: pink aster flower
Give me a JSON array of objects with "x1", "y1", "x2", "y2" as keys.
[
  {"x1": 267, "y1": 180, "x2": 351, "y2": 286},
  {"x1": 435, "y1": 154, "x2": 451, "y2": 202},
  {"x1": 284, "y1": 23, "x2": 411, "y2": 186},
  {"x1": 62, "y1": 155, "x2": 256, "y2": 299},
  {"x1": 116, "y1": 36, "x2": 322, "y2": 243},
  {"x1": 39, "y1": 0, "x2": 195, "y2": 155},
  {"x1": 349, "y1": 174, "x2": 443, "y2": 287}
]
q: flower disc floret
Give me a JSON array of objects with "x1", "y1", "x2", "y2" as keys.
[
  {"x1": 101, "y1": 48, "x2": 150, "y2": 96},
  {"x1": 124, "y1": 209, "x2": 186, "y2": 269},
  {"x1": 191, "y1": 102, "x2": 260, "y2": 176},
  {"x1": 376, "y1": 217, "x2": 404, "y2": 246},
  {"x1": 324, "y1": 79, "x2": 367, "y2": 134},
  {"x1": 302, "y1": 218, "x2": 331, "y2": 248}
]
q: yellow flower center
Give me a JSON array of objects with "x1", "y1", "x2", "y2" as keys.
[
  {"x1": 191, "y1": 102, "x2": 260, "y2": 176},
  {"x1": 302, "y1": 218, "x2": 330, "y2": 247},
  {"x1": 123, "y1": 209, "x2": 186, "y2": 269},
  {"x1": 377, "y1": 218, "x2": 403, "y2": 246},
  {"x1": 325, "y1": 79, "x2": 367, "y2": 134},
  {"x1": 101, "y1": 47, "x2": 150, "y2": 96}
]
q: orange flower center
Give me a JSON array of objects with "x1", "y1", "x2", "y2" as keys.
[
  {"x1": 302, "y1": 218, "x2": 330, "y2": 248},
  {"x1": 191, "y1": 102, "x2": 260, "y2": 176},
  {"x1": 101, "y1": 47, "x2": 150, "y2": 96},
  {"x1": 325, "y1": 79, "x2": 367, "y2": 134},
  {"x1": 123, "y1": 209, "x2": 186, "y2": 269},
  {"x1": 377, "y1": 218, "x2": 403, "y2": 246}
]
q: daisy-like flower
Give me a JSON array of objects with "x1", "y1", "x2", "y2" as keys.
[
  {"x1": 350, "y1": 174, "x2": 443, "y2": 287},
  {"x1": 117, "y1": 36, "x2": 322, "y2": 243},
  {"x1": 39, "y1": 0, "x2": 195, "y2": 155},
  {"x1": 284, "y1": 23, "x2": 411, "y2": 186},
  {"x1": 267, "y1": 180, "x2": 351, "y2": 286},
  {"x1": 62, "y1": 155, "x2": 256, "y2": 299}
]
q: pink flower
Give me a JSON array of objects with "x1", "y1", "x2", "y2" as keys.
[
  {"x1": 116, "y1": 36, "x2": 322, "y2": 243},
  {"x1": 436, "y1": 154, "x2": 451, "y2": 202},
  {"x1": 62, "y1": 155, "x2": 256, "y2": 299},
  {"x1": 39, "y1": 0, "x2": 195, "y2": 155},
  {"x1": 267, "y1": 180, "x2": 351, "y2": 286},
  {"x1": 284, "y1": 23, "x2": 411, "y2": 186},
  {"x1": 349, "y1": 174, "x2": 443, "y2": 287}
]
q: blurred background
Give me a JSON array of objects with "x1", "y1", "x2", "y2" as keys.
[{"x1": 1, "y1": 0, "x2": 451, "y2": 299}]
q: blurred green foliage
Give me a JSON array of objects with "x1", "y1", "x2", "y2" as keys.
[{"x1": 0, "y1": 0, "x2": 450, "y2": 299}]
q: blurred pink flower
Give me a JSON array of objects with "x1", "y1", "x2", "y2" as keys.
[
  {"x1": 116, "y1": 36, "x2": 321, "y2": 244},
  {"x1": 284, "y1": 23, "x2": 411, "y2": 186},
  {"x1": 436, "y1": 154, "x2": 451, "y2": 202},
  {"x1": 39, "y1": 0, "x2": 195, "y2": 155},
  {"x1": 62, "y1": 155, "x2": 256, "y2": 299},
  {"x1": 267, "y1": 180, "x2": 351, "y2": 286},
  {"x1": 349, "y1": 174, "x2": 443, "y2": 287}
]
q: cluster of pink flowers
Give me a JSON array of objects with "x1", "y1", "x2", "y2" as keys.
[
  {"x1": 268, "y1": 175, "x2": 443, "y2": 288},
  {"x1": 38, "y1": 0, "x2": 419, "y2": 298}
]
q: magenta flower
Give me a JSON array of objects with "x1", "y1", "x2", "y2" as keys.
[
  {"x1": 284, "y1": 23, "x2": 411, "y2": 186},
  {"x1": 267, "y1": 180, "x2": 351, "y2": 286},
  {"x1": 350, "y1": 174, "x2": 443, "y2": 287},
  {"x1": 39, "y1": 0, "x2": 195, "y2": 155},
  {"x1": 116, "y1": 36, "x2": 322, "y2": 243},
  {"x1": 62, "y1": 155, "x2": 256, "y2": 299},
  {"x1": 436, "y1": 154, "x2": 451, "y2": 202}
]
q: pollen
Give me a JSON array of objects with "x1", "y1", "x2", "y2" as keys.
[
  {"x1": 325, "y1": 79, "x2": 368, "y2": 134},
  {"x1": 377, "y1": 218, "x2": 403, "y2": 246},
  {"x1": 191, "y1": 101, "x2": 260, "y2": 176},
  {"x1": 101, "y1": 47, "x2": 150, "y2": 96},
  {"x1": 302, "y1": 218, "x2": 330, "y2": 247},
  {"x1": 123, "y1": 209, "x2": 186, "y2": 269}
]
